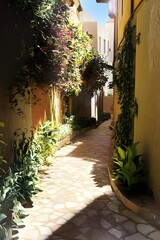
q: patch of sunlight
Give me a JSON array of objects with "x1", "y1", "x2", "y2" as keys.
[
  {"x1": 74, "y1": 141, "x2": 84, "y2": 146},
  {"x1": 83, "y1": 157, "x2": 99, "y2": 162},
  {"x1": 55, "y1": 145, "x2": 79, "y2": 157}
]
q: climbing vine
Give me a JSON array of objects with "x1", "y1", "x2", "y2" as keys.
[{"x1": 113, "y1": 19, "x2": 138, "y2": 147}]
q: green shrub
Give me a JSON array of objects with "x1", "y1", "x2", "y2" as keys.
[
  {"x1": 64, "y1": 115, "x2": 91, "y2": 131},
  {"x1": 56, "y1": 124, "x2": 72, "y2": 141},
  {"x1": 113, "y1": 142, "x2": 145, "y2": 189},
  {"x1": 0, "y1": 122, "x2": 6, "y2": 176},
  {"x1": 35, "y1": 121, "x2": 59, "y2": 165},
  {"x1": 100, "y1": 112, "x2": 111, "y2": 121},
  {"x1": 13, "y1": 131, "x2": 41, "y2": 204}
]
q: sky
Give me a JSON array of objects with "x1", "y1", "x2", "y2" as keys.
[{"x1": 80, "y1": 0, "x2": 110, "y2": 26}]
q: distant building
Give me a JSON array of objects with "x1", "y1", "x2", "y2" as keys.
[{"x1": 79, "y1": 10, "x2": 114, "y2": 119}]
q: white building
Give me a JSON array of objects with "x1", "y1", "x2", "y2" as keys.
[{"x1": 80, "y1": 10, "x2": 114, "y2": 118}]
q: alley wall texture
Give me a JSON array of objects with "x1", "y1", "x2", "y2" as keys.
[
  {"x1": 115, "y1": 0, "x2": 160, "y2": 205},
  {"x1": 0, "y1": 0, "x2": 64, "y2": 167},
  {"x1": 134, "y1": 0, "x2": 160, "y2": 205}
]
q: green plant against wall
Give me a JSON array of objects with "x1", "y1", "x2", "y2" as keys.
[
  {"x1": 8, "y1": 0, "x2": 95, "y2": 112},
  {"x1": 0, "y1": 122, "x2": 6, "y2": 176},
  {"x1": 35, "y1": 121, "x2": 59, "y2": 165},
  {"x1": 112, "y1": 19, "x2": 138, "y2": 147},
  {"x1": 63, "y1": 115, "x2": 93, "y2": 131},
  {"x1": 113, "y1": 142, "x2": 145, "y2": 190},
  {"x1": 8, "y1": 0, "x2": 110, "y2": 115},
  {"x1": 0, "y1": 122, "x2": 9, "y2": 240},
  {"x1": 13, "y1": 131, "x2": 42, "y2": 204}
]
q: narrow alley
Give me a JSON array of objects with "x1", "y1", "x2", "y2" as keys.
[{"x1": 13, "y1": 120, "x2": 160, "y2": 240}]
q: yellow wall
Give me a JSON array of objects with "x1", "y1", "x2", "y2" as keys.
[
  {"x1": 114, "y1": 0, "x2": 132, "y2": 124},
  {"x1": 134, "y1": 0, "x2": 160, "y2": 204},
  {"x1": 0, "y1": 80, "x2": 32, "y2": 168},
  {"x1": 115, "y1": 0, "x2": 160, "y2": 205},
  {"x1": 118, "y1": 0, "x2": 131, "y2": 44},
  {"x1": 134, "y1": 0, "x2": 142, "y2": 9},
  {"x1": 32, "y1": 87, "x2": 64, "y2": 128}
]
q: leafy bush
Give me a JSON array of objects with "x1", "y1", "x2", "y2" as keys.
[
  {"x1": 0, "y1": 122, "x2": 6, "y2": 176},
  {"x1": 64, "y1": 115, "x2": 91, "y2": 131},
  {"x1": 0, "y1": 116, "x2": 95, "y2": 238},
  {"x1": 113, "y1": 142, "x2": 145, "y2": 189},
  {"x1": 56, "y1": 124, "x2": 72, "y2": 141},
  {"x1": 100, "y1": 112, "x2": 111, "y2": 122},
  {"x1": 35, "y1": 121, "x2": 58, "y2": 165},
  {"x1": 13, "y1": 131, "x2": 41, "y2": 204}
]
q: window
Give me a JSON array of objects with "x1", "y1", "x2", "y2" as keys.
[
  {"x1": 107, "y1": 40, "x2": 110, "y2": 54},
  {"x1": 99, "y1": 37, "x2": 101, "y2": 52},
  {"x1": 104, "y1": 39, "x2": 106, "y2": 54}
]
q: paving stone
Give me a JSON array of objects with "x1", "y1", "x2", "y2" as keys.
[
  {"x1": 19, "y1": 229, "x2": 40, "y2": 239},
  {"x1": 34, "y1": 214, "x2": 50, "y2": 223},
  {"x1": 124, "y1": 232, "x2": 150, "y2": 240},
  {"x1": 66, "y1": 201, "x2": 78, "y2": 208},
  {"x1": 54, "y1": 203, "x2": 65, "y2": 210},
  {"x1": 109, "y1": 227, "x2": 127, "y2": 239},
  {"x1": 80, "y1": 227, "x2": 91, "y2": 234},
  {"x1": 137, "y1": 223, "x2": 156, "y2": 235},
  {"x1": 63, "y1": 212, "x2": 75, "y2": 220},
  {"x1": 92, "y1": 228, "x2": 118, "y2": 240},
  {"x1": 87, "y1": 209, "x2": 98, "y2": 217},
  {"x1": 100, "y1": 218, "x2": 112, "y2": 229},
  {"x1": 101, "y1": 209, "x2": 112, "y2": 216},
  {"x1": 38, "y1": 226, "x2": 52, "y2": 235},
  {"x1": 72, "y1": 215, "x2": 88, "y2": 226},
  {"x1": 55, "y1": 218, "x2": 67, "y2": 225},
  {"x1": 112, "y1": 213, "x2": 128, "y2": 223},
  {"x1": 122, "y1": 221, "x2": 137, "y2": 234},
  {"x1": 149, "y1": 230, "x2": 160, "y2": 240},
  {"x1": 75, "y1": 234, "x2": 88, "y2": 240},
  {"x1": 107, "y1": 202, "x2": 120, "y2": 213}
]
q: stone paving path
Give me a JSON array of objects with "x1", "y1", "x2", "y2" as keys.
[{"x1": 13, "y1": 120, "x2": 160, "y2": 240}]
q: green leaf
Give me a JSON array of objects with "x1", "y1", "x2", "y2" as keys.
[
  {"x1": 0, "y1": 213, "x2": 7, "y2": 222},
  {"x1": 117, "y1": 146, "x2": 126, "y2": 159},
  {"x1": 113, "y1": 159, "x2": 124, "y2": 168},
  {"x1": 0, "y1": 122, "x2": 4, "y2": 128},
  {"x1": 0, "y1": 226, "x2": 5, "y2": 238},
  {"x1": 128, "y1": 158, "x2": 136, "y2": 175}
]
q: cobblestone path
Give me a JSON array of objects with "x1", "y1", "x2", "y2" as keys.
[{"x1": 13, "y1": 120, "x2": 160, "y2": 240}]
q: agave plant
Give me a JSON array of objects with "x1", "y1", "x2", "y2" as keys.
[{"x1": 113, "y1": 142, "x2": 145, "y2": 189}]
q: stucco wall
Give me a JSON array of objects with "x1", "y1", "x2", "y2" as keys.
[
  {"x1": 103, "y1": 95, "x2": 113, "y2": 114},
  {"x1": 134, "y1": 0, "x2": 160, "y2": 204},
  {"x1": 0, "y1": 80, "x2": 32, "y2": 168},
  {"x1": 82, "y1": 22, "x2": 98, "y2": 50},
  {"x1": 118, "y1": 0, "x2": 131, "y2": 44},
  {"x1": 134, "y1": 0, "x2": 141, "y2": 9}
]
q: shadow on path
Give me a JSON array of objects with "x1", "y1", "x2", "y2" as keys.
[{"x1": 45, "y1": 194, "x2": 126, "y2": 240}]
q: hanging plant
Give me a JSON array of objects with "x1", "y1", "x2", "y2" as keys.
[
  {"x1": 82, "y1": 54, "x2": 111, "y2": 95},
  {"x1": 112, "y1": 19, "x2": 138, "y2": 147}
]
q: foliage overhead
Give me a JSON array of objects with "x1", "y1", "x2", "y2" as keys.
[{"x1": 8, "y1": 0, "x2": 97, "y2": 110}]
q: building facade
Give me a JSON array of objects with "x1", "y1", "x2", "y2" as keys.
[
  {"x1": 79, "y1": 10, "x2": 114, "y2": 119},
  {"x1": 100, "y1": 0, "x2": 160, "y2": 205}
]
